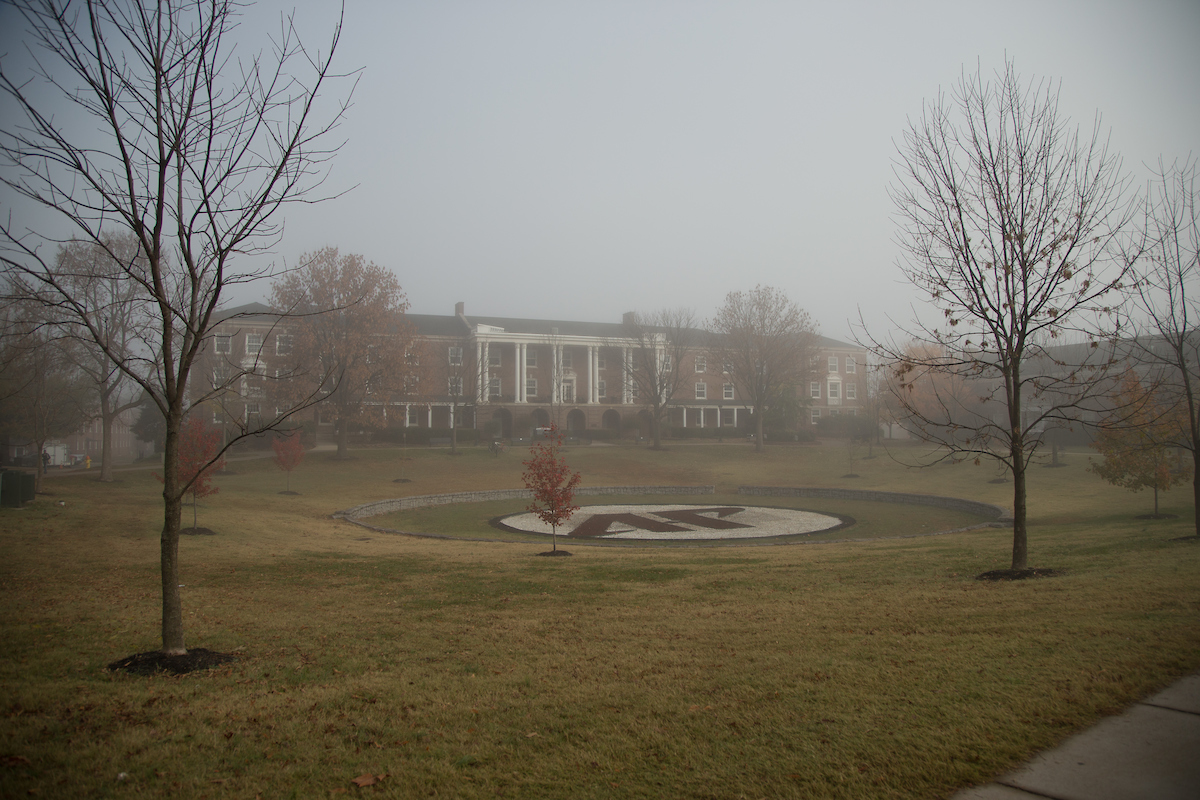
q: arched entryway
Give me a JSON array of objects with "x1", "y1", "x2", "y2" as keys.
[
  {"x1": 491, "y1": 408, "x2": 512, "y2": 439},
  {"x1": 531, "y1": 408, "x2": 550, "y2": 428},
  {"x1": 566, "y1": 408, "x2": 586, "y2": 433},
  {"x1": 602, "y1": 409, "x2": 621, "y2": 431}
]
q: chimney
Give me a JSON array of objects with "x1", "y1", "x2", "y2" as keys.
[
  {"x1": 455, "y1": 301, "x2": 465, "y2": 317},
  {"x1": 623, "y1": 311, "x2": 636, "y2": 326}
]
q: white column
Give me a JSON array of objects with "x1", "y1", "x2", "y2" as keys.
[
  {"x1": 586, "y1": 346, "x2": 595, "y2": 404},
  {"x1": 514, "y1": 343, "x2": 522, "y2": 402},
  {"x1": 552, "y1": 345, "x2": 561, "y2": 404},
  {"x1": 475, "y1": 341, "x2": 484, "y2": 403},
  {"x1": 427, "y1": 406, "x2": 433, "y2": 427},
  {"x1": 681, "y1": 407, "x2": 687, "y2": 428},
  {"x1": 481, "y1": 341, "x2": 490, "y2": 404},
  {"x1": 622, "y1": 348, "x2": 632, "y2": 403}
]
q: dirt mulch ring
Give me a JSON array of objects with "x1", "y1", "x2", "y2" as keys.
[
  {"x1": 976, "y1": 568, "x2": 1064, "y2": 581},
  {"x1": 108, "y1": 648, "x2": 237, "y2": 676},
  {"x1": 536, "y1": 550, "x2": 573, "y2": 557},
  {"x1": 180, "y1": 527, "x2": 216, "y2": 536}
]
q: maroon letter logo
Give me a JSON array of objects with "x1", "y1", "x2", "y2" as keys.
[{"x1": 569, "y1": 507, "x2": 751, "y2": 538}]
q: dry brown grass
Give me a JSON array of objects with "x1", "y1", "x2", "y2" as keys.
[{"x1": 2, "y1": 441, "x2": 1198, "y2": 799}]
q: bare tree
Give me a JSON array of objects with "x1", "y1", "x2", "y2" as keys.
[
  {"x1": 1125, "y1": 158, "x2": 1200, "y2": 537},
  {"x1": 51, "y1": 235, "x2": 148, "y2": 481},
  {"x1": 271, "y1": 248, "x2": 414, "y2": 460},
  {"x1": 0, "y1": 301, "x2": 92, "y2": 492},
  {"x1": 0, "y1": 0, "x2": 351, "y2": 656},
  {"x1": 866, "y1": 62, "x2": 1134, "y2": 571},
  {"x1": 614, "y1": 309, "x2": 699, "y2": 449},
  {"x1": 709, "y1": 286, "x2": 819, "y2": 452}
]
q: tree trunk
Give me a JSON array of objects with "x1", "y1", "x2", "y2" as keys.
[
  {"x1": 1153, "y1": 485, "x2": 1159, "y2": 516},
  {"x1": 99, "y1": 388, "x2": 117, "y2": 482},
  {"x1": 650, "y1": 412, "x2": 662, "y2": 449},
  {"x1": 451, "y1": 403, "x2": 458, "y2": 454},
  {"x1": 1010, "y1": 448, "x2": 1028, "y2": 571},
  {"x1": 160, "y1": 414, "x2": 186, "y2": 655},
  {"x1": 99, "y1": 399, "x2": 116, "y2": 481},
  {"x1": 755, "y1": 409, "x2": 765, "y2": 452},
  {"x1": 34, "y1": 437, "x2": 47, "y2": 494},
  {"x1": 336, "y1": 415, "x2": 350, "y2": 459}
]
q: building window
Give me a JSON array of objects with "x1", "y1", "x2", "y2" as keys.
[
  {"x1": 404, "y1": 375, "x2": 419, "y2": 393},
  {"x1": 275, "y1": 334, "x2": 293, "y2": 355},
  {"x1": 846, "y1": 356, "x2": 856, "y2": 374},
  {"x1": 213, "y1": 362, "x2": 233, "y2": 385},
  {"x1": 489, "y1": 350, "x2": 502, "y2": 368},
  {"x1": 246, "y1": 403, "x2": 261, "y2": 422},
  {"x1": 811, "y1": 408, "x2": 820, "y2": 423},
  {"x1": 695, "y1": 382, "x2": 707, "y2": 400},
  {"x1": 215, "y1": 334, "x2": 231, "y2": 354},
  {"x1": 488, "y1": 377, "x2": 501, "y2": 399},
  {"x1": 526, "y1": 350, "x2": 537, "y2": 367},
  {"x1": 406, "y1": 405, "x2": 419, "y2": 426},
  {"x1": 695, "y1": 356, "x2": 706, "y2": 373},
  {"x1": 828, "y1": 381, "x2": 841, "y2": 400},
  {"x1": 723, "y1": 383, "x2": 735, "y2": 400},
  {"x1": 561, "y1": 380, "x2": 575, "y2": 403},
  {"x1": 448, "y1": 346, "x2": 463, "y2": 366},
  {"x1": 561, "y1": 350, "x2": 572, "y2": 368},
  {"x1": 598, "y1": 380, "x2": 606, "y2": 399},
  {"x1": 246, "y1": 333, "x2": 262, "y2": 356},
  {"x1": 405, "y1": 350, "x2": 419, "y2": 367},
  {"x1": 810, "y1": 382, "x2": 821, "y2": 399},
  {"x1": 827, "y1": 356, "x2": 838, "y2": 373},
  {"x1": 598, "y1": 355, "x2": 607, "y2": 369},
  {"x1": 723, "y1": 362, "x2": 734, "y2": 375},
  {"x1": 845, "y1": 382, "x2": 857, "y2": 400},
  {"x1": 662, "y1": 354, "x2": 673, "y2": 372},
  {"x1": 212, "y1": 408, "x2": 222, "y2": 424},
  {"x1": 448, "y1": 376, "x2": 463, "y2": 395},
  {"x1": 526, "y1": 378, "x2": 537, "y2": 397}
]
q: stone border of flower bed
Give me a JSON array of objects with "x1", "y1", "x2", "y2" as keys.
[{"x1": 333, "y1": 485, "x2": 1011, "y2": 546}]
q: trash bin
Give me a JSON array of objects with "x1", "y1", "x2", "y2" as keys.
[{"x1": 0, "y1": 470, "x2": 36, "y2": 507}]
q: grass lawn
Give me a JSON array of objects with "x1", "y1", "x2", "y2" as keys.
[{"x1": 2, "y1": 440, "x2": 1198, "y2": 799}]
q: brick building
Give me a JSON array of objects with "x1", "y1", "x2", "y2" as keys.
[{"x1": 201, "y1": 301, "x2": 869, "y2": 440}]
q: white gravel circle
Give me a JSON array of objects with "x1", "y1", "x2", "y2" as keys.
[{"x1": 499, "y1": 504, "x2": 844, "y2": 540}]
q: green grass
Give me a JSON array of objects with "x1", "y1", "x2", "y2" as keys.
[{"x1": 1, "y1": 440, "x2": 1198, "y2": 799}]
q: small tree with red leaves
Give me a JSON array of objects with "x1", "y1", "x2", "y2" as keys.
[
  {"x1": 272, "y1": 430, "x2": 306, "y2": 493},
  {"x1": 160, "y1": 417, "x2": 225, "y2": 531},
  {"x1": 522, "y1": 424, "x2": 582, "y2": 553}
]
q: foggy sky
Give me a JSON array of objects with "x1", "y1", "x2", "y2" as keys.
[{"x1": 4, "y1": 1, "x2": 1198, "y2": 341}]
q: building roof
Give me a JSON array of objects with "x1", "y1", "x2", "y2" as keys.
[
  {"x1": 411, "y1": 303, "x2": 864, "y2": 350},
  {"x1": 215, "y1": 302, "x2": 279, "y2": 322}
]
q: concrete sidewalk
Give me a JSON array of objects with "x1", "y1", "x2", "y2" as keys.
[{"x1": 950, "y1": 672, "x2": 1200, "y2": 800}]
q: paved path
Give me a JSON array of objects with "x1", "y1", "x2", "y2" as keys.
[{"x1": 950, "y1": 672, "x2": 1200, "y2": 800}]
